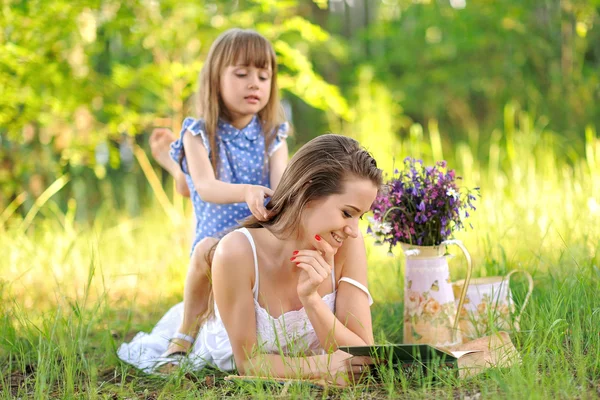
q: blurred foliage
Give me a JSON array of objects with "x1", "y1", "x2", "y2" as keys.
[
  {"x1": 0, "y1": 0, "x2": 599, "y2": 220},
  {"x1": 0, "y1": 0, "x2": 349, "y2": 217},
  {"x1": 322, "y1": 0, "x2": 600, "y2": 159}
]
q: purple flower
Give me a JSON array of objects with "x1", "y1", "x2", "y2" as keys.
[{"x1": 367, "y1": 157, "x2": 479, "y2": 249}]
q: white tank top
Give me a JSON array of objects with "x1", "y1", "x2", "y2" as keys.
[{"x1": 235, "y1": 228, "x2": 373, "y2": 356}]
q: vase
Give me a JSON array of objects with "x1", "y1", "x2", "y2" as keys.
[
  {"x1": 452, "y1": 269, "x2": 533, "y2": 342},
  {"x1": 402, "y1": 240, "x2": 473, "y2": 347}
]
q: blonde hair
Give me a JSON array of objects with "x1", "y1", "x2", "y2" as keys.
[
  {"x1": 196, "y1": 28, "x2": 285, "y2": 174},
  {"x1": 242, "y1": 134, "x2": 383, "y2": 236}
]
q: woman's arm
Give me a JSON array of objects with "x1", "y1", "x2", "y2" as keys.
[
  {"x1": 241, "y1": 350, "x2": 363, "y2": 385},
  {"x1": 269, "y1": 140, "x2": 288, "y2": 190},
  {"x1": 212, "y1": 232, "x2": 364, "y2": 383},
  {"x1": 297, "y1": 232, "x2": 374, "y2": 352}
]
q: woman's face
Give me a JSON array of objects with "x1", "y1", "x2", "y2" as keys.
[{"x1": 301, "y1": 177, "x2": 378, "y2": 249}]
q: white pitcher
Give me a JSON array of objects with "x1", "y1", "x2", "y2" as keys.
[{"x1": 402, "y1": 240, "x2": 473, "y2": 347}]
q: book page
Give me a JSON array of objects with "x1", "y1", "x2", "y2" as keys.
[{"x1": 449, "y1": 350, "x2": 483, "y2": 359}]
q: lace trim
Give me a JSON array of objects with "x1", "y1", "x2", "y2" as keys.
[
  {"x1": 253, "y1": 291, "x2": 336, "y2": 321},
  {"x1": 254, "y1": 292, "x2": 336, "y2": 355}
]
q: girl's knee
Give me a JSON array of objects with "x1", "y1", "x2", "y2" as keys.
[{"x1": 191, "y1": 237, "x2": 219, "y2": 272}]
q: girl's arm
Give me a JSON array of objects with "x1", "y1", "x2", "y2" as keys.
[
  {"x1": 295, "y1": 232, "x2": 374, "y2": 352},
  {"x1": 269, "y1": 140, "x2": 288, "y2": 190},
  {"x1": 150, "y1": 128, "x2": 191, "y2": 197},
  {"x1": 212, "y1": 232, "x2": 365, "y2": 383},
  {"x1": 183, "y1": 133, "x2": 272, "y2": 208},
  {"x1": 174, "y1": 172, "x2": 191, "y2": 197}
]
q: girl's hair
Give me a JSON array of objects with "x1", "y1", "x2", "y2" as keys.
[
  {"x1": 193, "y1": 28, "x2": 285, "y2": 175},
  {"x1": 200, "y1": 134, "x2": 381, "y2": 324},
  {"x1": 242, "y1": 134, "x2": 383, "y2": 235}
]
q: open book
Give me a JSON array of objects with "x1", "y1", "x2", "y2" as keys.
[
  {"x1": 340, "y1": 331, "x2": 520, "y2": 379},
  {"x1": 339, "y1": 344, "x2": 479, "y2": 366}
]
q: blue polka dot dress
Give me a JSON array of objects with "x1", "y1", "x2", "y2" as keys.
[{"x1": 169, "y1": 115, "x2": 289, "y2": 254}]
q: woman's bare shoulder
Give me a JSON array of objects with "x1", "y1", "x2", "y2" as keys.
[
  {"x1": 334, "y1": 231, "x2": 367, "y2": 277},
  {"x1": 213, "y1": 230, "x2": 256, "y2": 278}
]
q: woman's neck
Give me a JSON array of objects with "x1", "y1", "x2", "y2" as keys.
[{"x1": 260, "y1": 228, "x2": 315, "y2": 272}]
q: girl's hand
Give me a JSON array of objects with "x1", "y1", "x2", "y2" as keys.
[
  {"x1": 326, "y1": 350, "x2": 371, "y2": 386},
  {"x1": 244, "y1": 184, "x2": 274, "y2": 221},
  {"x1": 293, "y1": 235, "x2": 337, "y2": 304},
  {"x1": 149, "y1": 128, "x2": 177, "y2": 167}
]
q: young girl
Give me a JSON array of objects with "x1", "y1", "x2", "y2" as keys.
[
  {"x1": 161, "y1": 28, "x2": 290, "y2": 359},
  {"x1": 119, "y1": 134, "x2": 380, "y2": 385}
]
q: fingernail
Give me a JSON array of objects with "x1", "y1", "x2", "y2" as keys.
[
  {"x1": 290, "y1": 257, "x2": 296, "y2": 261},
  {"x1": 293, "y1": 250, "x2": 299, "y2": 255},
  {"x1": 315, "y1": 235, "x2": 321, "y2": 241}
]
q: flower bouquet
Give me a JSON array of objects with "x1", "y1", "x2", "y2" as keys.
[
  {"x1": 368, "y1": 157, "x2": 479, "y2": 251},
  {"x1": 367, "y1": 157, "x2": 479, "y2": 345}
]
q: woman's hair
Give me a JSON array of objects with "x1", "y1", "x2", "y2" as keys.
[
  {"x1": 199, "y1": 134, "x2": 381, "y2": 325},
  {"x1": 241, "y1": 134, "x2": 383, "y2": 236},
  {"x1": 191, "y1": 28, "x2": 285, "y2": 175}
]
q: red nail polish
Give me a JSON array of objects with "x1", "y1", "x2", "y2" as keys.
[
  {"x1": 290, "y1": 257, "x2": 296, "y2": 261},
  {"x1": 293, "y1": 250, "x2": 299, "y2": 255},
  {"x1": 315, "y1": 235, "x2": 321, "y2": 241}
]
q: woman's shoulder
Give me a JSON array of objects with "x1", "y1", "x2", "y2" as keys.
[
  {"x1": 336, "y1": 230, "x2": 365, "y2": 255},
  {"x1": 215, "y1": 228, "x2": 274, "y2": 263},
  {"x1": 215, "y1": 230, "x2": 254, "y2": 261},
  {"x1": 333, "y1": 231, "x2": 366, "y2": 276},
  {"x1": 212, "y1": 229, "x2": 257, "y2": 283}
]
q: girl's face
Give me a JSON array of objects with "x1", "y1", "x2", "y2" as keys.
[
  {"x1": 220, "y1": 64, "x2": 272, "y2": 125},
  {"x1": 301, "y1": 177, "x2": 378, "y2": 249}
]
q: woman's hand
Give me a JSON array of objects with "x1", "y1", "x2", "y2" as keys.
[
  {"x1": 326, "y1": 350, "x2": 372, "y2": 386},
  {"x1": 244, "y1": 184, "x2": 274, "y2": 221},
  {"x1": 293, "y1": 235, "x2": 337, "y2": 305}
]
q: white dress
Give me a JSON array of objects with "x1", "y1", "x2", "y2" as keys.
[{"x1": 117, "y1": 228, "x2": 373, "y2": 373}]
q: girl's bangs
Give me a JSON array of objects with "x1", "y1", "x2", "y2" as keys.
[{"x1": 223, "y1": 32, "x2": 274, "y2": 70}]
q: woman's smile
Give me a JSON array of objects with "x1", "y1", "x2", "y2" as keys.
[{"x1": 331, "y1": 232, "x2": 344, "y2": 246}]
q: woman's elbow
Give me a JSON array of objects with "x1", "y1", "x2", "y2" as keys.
[{"x1": 236, "y1": 357, "x2": 255, "y2": 376}]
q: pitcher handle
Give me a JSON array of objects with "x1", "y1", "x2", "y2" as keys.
[
  {"x1": 506, "y1": 269, "x2": 534, "y2": 327},
  {"x1": 440, "y1": 239, "x2": 473, "y2": 337}
]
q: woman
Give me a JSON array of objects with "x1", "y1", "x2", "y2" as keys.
[{"x1": 118, "y1": 134, "x2": 382, "y2": 385}]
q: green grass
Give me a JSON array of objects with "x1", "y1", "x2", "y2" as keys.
[{"x1": 1, "y1": 109, "x2": 600, "y2": 398}]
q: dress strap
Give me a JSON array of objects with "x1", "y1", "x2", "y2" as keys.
[
  {"x1": 338, "y1": 277, "x2": 374, "y2": 306},
  {"x1": 235, "y1": 228, "x2": 260, "y2": 301}
]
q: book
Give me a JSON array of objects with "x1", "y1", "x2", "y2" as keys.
[
  {"x1": 338, "y1": 343, "x2": 480, "y2": 370},
  {"x1": 341, "y1": 331, "x2": 519, "y2": 379}
]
